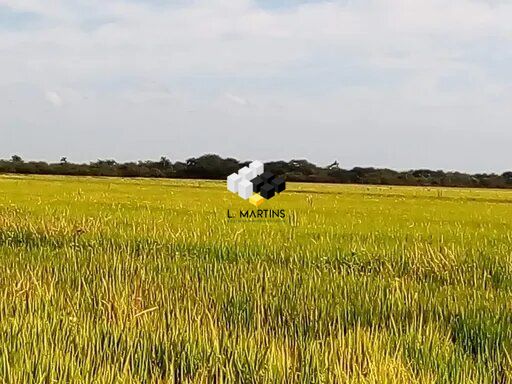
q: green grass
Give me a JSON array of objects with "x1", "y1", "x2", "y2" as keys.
[{"x1": 1, "y1": 174, "x2": 512, "y2": 383}]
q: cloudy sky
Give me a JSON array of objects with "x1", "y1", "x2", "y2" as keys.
[{"x1": 1, "y1": 0, "x2": 511, "y2": 172}]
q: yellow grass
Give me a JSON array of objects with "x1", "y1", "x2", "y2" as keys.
[{"x1": 1, "y1": 174, "x2": 512, "y2": 383}]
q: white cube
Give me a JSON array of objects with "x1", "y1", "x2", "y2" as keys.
[
  {"x1": 227, "y1": 173, "x2": 242, "y2": 193},
  {"x1": 238, "y1": 166, "x2": 256, "y2": 181},
  {"x1": 249, "y1": 160, "x2": 264, "y2": 176},
  {"x1": 238, "y1": 179, "x2": 253, "y2": 200}
]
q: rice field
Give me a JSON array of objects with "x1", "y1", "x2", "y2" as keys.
[{"x1": 1, "y1": 174, "x2": 512, "y2": 383}]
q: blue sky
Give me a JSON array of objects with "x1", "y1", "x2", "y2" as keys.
[{"x1": 1, "y1": 0, "x2": 512, "y2": 172}]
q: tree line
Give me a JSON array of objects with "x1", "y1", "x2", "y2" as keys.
[{"x1": 2, "y1": 154, "x2": 512, "y2": 189}]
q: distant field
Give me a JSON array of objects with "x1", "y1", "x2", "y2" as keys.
[{"x1": 1, "y1": 175, "x2": 512, "y2": 383}]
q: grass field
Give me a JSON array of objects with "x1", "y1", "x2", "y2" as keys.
[{"x1": 1, "y1": 174, "x2": 512, "y2": 383}]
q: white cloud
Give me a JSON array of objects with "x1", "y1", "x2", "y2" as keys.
[
  {"x1": 44, "y1": 91, "x2": 63, "y2": 107},
  {"x1": 225, "y1": 93, "x2": 249, "y2": 106}
]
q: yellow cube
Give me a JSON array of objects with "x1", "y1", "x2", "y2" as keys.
[{"x1": 249, "y1": 194, "x2": 265, "y2": 207}]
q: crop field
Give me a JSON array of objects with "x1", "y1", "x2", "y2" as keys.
[{"x1": 1, "y1": 175, "x2": 512, "y2": 383}]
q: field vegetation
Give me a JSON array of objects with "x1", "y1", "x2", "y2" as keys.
[{"x1": 1, "y1": 175, "x2": 512, "y2": 383}]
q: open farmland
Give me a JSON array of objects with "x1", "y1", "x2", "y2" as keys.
[{"x1": 1, "y1": 174, "x2": 512, "y2": 383}]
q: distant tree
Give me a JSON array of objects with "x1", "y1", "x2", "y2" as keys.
[
  {"x1": 0, "y1": 153, "x2": 511, "y2": 189},
  {"x1": 94, "y1": 159, "x2": 117, "y2": 167},
  {"x1": 265, "y1": 161, "x2": 291, "y2": 176},
  {"x1": 160, "y1": 156, "x2": 171, "y2": 168},
  {"x1": 173, "y1": 162, "x2": 187, "y2": 173},
  {"x1": 503, "y1": 172, "x2": 512, "y2": 184},
  {"x1": 181, "y1": 154, "x2": 239, "y2": 179},
  {"x1": 327, "y1": 160, "x2": 340, "y2": 169},
  {"x1": 289, "y1": 159, "x2": 318, "y2": 176}
]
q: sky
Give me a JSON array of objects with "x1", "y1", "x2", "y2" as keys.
[{"x1": 0, "y1": 0, "x2": 511, "y2": 173}]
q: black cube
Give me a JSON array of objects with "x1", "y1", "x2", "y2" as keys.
[
  {"x1": 250, "y1": 176, "x2": 265, "y2": 193},
  {"x1": 260, "y1": 183, "x2": 275, "y2": 199},
  {"x1": 272, "y1": 176, "x2": 286, "y2": 193},
  {"x1": 260, "y1": 171, "x2": 275, "y2": 183}
]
